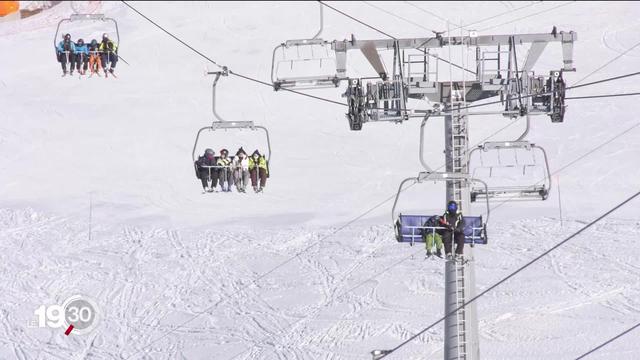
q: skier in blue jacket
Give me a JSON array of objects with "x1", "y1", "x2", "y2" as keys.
[
  {"x1": 56, "y1": 33, "x2": 76, "y2": 76},
  {"x1": 73, "y1": 38, "x2": 89, "y2": 75}
]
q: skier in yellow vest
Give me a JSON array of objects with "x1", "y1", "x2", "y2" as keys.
[{"x1": 248, "y1": 150, "x2": 268, "y2": 193}]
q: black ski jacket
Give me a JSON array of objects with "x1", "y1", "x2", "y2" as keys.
[
  {"x1": 441, "y1": 211, "x2": 465, "y2": 234},
  {"x1": 422, "y1": 215, "x2": 444, "y2": 237},
  {"x1": 196, "y1": 155, "x2": 216, "y2": 169}
]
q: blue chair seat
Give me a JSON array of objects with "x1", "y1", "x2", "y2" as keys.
[{"x1": 394, "y1": 214, "x2": 487, "y2": 245}]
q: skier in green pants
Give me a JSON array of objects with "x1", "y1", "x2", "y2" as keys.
[{"x1": 423, "y1": 215, "x2": 444, "y2": 257}]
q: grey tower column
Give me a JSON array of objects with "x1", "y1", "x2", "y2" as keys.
[{"x1": 443, "y1": 106, "x2": 480, "y2": 360}]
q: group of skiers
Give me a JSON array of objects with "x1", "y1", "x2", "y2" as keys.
[
  {"x1": 422, "y1": 200, "x2": 466, "y2": 260},
  {"x1": 195, "y1": 147, "x2": 269, "y2": 194},
  {"x1": 56, "y1": 33, "x2": 118, "y2": 77}
]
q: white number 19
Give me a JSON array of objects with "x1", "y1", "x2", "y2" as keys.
[{"x1": 34, "y1": 304, "x2": 65, "y2": 328}]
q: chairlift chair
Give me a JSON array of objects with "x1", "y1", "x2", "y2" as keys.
[
  {"x1": 192, "y1": 69, "x2": 272, "y2": 180},
  {"x1": 391, "y1": 171, "x2": 490, "y2": 246},
  {"x1": 270, "y1": 4, "x2": 342, "y2": 90},
  {"x1": 53, "y1": 13, "x2": 120, "y2": 56},
  {"x1": 468, "y1": 140, "x2": 551, "y2": 202}
]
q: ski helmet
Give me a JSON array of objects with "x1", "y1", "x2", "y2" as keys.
[
  {"x1": 77, "y1": 38, "x2": 84, "y2": 45},
  {"x1": 102, "y1": 33, "x2": 109, "y2": 40},
  {"x1": 447, "y1": 200, "x2": 458, "y2": 213},
  {"x1": 204, "y1": 148, "x2": 215, "y2": 158},
  {"x1": 220, "y1": 148, "x2": 229, "y2": 156},
  {"x1": 64, "y1": 33, "x2": 71, "y2": 41}
]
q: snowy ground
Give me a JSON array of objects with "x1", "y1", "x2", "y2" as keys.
[{"x1": 1, "y1": 1, "x2": 639, "y2": 359}]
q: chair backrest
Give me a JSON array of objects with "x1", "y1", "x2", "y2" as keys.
[{"x1": 395, "y1": 214, "x2": 487, "y2": 245}]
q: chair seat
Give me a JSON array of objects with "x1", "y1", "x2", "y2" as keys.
[{"x1": 395, "y1": 214, "x2": 487, "y2": 245}]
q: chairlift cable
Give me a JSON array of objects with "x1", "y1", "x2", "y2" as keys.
[
  {"x1": 441, "y1": 70, "x2": 640, "y2": 113},
  {"x1": 299, "y1": 121, "x2": 640, "y2": 358},
  {"x1": 475, "y1": 1, "x2": 576, "y2": 33},
  {"x1": 378, "y1": 189, "x2": 640, "y2": 359},
  {"x1": 361, "y1": 1, "x2": 438, "y2": 34},
  {"x1": 572, "y1": 39, "x2": 640, "y2": 86},
  {"x1": 124, "y1": 108, "x2": 524, "y2": 359},
  {"x1": 567, "y1": 71, "x2": 640, "y2": 90},
  {"x1": 318, "y1": 1, "x2": 476, "y2": 75},
  {"x1": 575, "y1": 321, "x2": 640, "y2": 359},
  {"x1": 566, "y1": 92, "x2": 640, "y2": 100},
  {"x1": 121, "y1": 1, "x2": 347, "y2": 107}
]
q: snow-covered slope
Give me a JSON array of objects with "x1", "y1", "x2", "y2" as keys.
[{"x1": 0, "y1": 1, "x2": 639, "y2": 359}]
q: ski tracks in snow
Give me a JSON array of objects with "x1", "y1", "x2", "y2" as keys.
[{"x1": 3, "y1": 207, "x2": 640, "y2": 359}]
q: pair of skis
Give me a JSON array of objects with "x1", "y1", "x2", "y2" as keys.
[
  {"x1": 424, "y1": 252, "x2": 468, "y2": 264},
  {"x1": 89, "y1": 70, "x2": 117, "y2": 79},
  {"x1": 61, "y1": 70, "x2": 117, "y2": 79}
]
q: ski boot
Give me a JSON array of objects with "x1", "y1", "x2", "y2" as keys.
[
  {"x1": 436, "y1": 249, "x2": 443, "y2": 258},
  {"x1": 446, "y1": 253, "x2": 453, "y2": 261}
]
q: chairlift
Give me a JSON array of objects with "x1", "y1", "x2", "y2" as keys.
[
  {"x1": 394, "y1": 115, "x2": 489, "y2": 246},
  {"x1": 53, "y1": 13, "x2": 120, "y2": 56},
  {"x1": 270, "y1": 4, "x2": 342, "y2": 90},
  {"x1": 391, "y1": 171, "x2": 490, "y2": 246},
  {"x1": 192, "y1": 68, "x2": 272, "y2": 179},
  {"x1": 467, "y1": 117, "x2": 551, "y2": 202}
]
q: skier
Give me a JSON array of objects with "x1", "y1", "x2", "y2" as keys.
[
  {"x1": 232, "y1": 147, "x2": 250, "y2": 193},
  {"x1": 422, "y1": 215, "x2": 444, "y2": 258},
  {"x1": 441, "y1": 200, "x2": 465, "y2": 260},
  {"x1": 88, "y1": 39, "x2": 102, "y2": 76},
  {"x1": 216, "y1": 148, "x2": 233, "y2": 192},
  {"x1": 195, "y1": 148, "x2": 216, "y2": 193},
  {"x1": 73, "y1": 38, "x2": 89, "y2": 75},
  {"x1": 99, "y1": 33, "x2": 118, "y2": 75},
  {"x1": 248, "y1": 150, "x2": 268, "y2": 193},
  {"x1": 56, "y1": 33, "x2": 76, "y2": 76}
]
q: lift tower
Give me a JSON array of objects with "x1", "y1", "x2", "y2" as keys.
[{"x1": 273, "y1": 26, "x2": 577, "y2": 359}]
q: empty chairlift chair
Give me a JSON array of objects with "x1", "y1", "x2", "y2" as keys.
[
  {"x1": 468, "y1": 140, "x2": 551, "y2": 202},
  {"x1": 270, "y1": 5, "x2": 343, "y2": 90}
]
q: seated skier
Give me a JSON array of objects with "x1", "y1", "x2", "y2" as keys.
[
  {"x1": 195, "y1": 148, "x2": 216, "y2": 193},
  {"x1": 441, "y1": 200, "x2": 465, "y2": 260},
  {"x1": 99, "y1": 33, "x2": 118, "y2": 76},
  {"x1": 73, "y1": 38, "x2": 89, "y2": 75},
  {"x1": 232, "y1": 147, "x2": 250, "y2": 193},
  {"x1": 422, "y1": 215, "x2": 444, "y2": 258},
  {"x1": 56, "y1": 33, "x2": 76, "y2": 76},
  {"x1": 88, "y1": 39, "x2": 102, "y2": 76},
  {"x1": 249, "y1": 150, "x2": 268, "y2": 193},
  {"x1": 216, "y1": 148, "x2": 233, "y2": 192}
]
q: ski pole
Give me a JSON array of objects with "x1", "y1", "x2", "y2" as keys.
[{"x1": 117, "y1": 54, "x2": 130, "y2": 66}]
